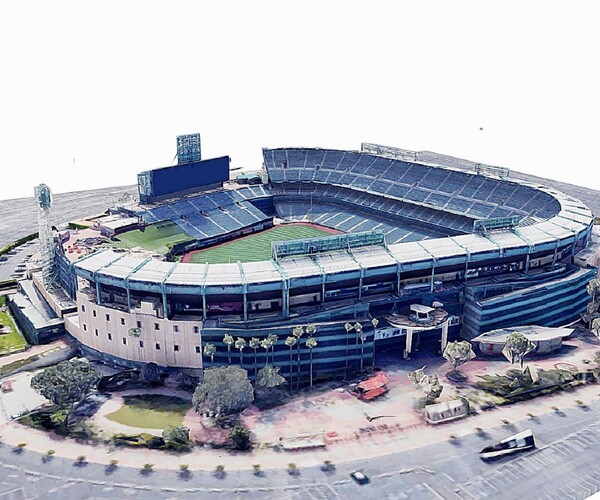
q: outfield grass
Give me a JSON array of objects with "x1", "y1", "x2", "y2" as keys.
[
  {"x1": 110, "y1": 222, "x2": 193, "y2": 255},
  {"x1": 106, "y1": 395, "x2": 190, "y2": 429},
  {"x1": 0, "y1": 297, "x2": 28, "y2": 356},
  {"x1": 186, "y1": 224, "x2": 338, "y2": 264}
]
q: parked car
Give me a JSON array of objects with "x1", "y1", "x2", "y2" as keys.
[{"x1": 350, "y1": 470, "x2": 370, "y2": 485}]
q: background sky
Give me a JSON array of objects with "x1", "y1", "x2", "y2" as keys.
[{"x1": 1, "y1": 1, "x2": 598, "y2": 201}]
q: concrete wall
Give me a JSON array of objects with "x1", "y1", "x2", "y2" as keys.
[{"x1": 66, "y1": 292, "x2": 204, "y2": 369}]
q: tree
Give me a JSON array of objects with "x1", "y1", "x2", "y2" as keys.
[
  {"x1": 503, "y1": 332, "x2": 535, "y2": 368},
  {"x1": 140, "y1": 362, "x2": 161, "y2": 383},
  {"x1": 256, "y1": 364, "x2": 286, "y2": 389},
  {"x1": 249, "y1": 337, "x2": 261, "y2": 377},
  {"x1": 267, "y1": 334, "x2": 278, "y2": 364},
  {"x1": 30, "y1": 360, "x2": 101, "y2": 416},
  {"x1": 235, "y1": 337, "x2": 247, "y2": 367},
  {"x1": 592, "y1": 317, "x2": 600, "y2": 339},
  {"x1": 443, "y1": 340, "x2": 476, "y2": 373},
  {"x1": 306, "y1": 337, "x2": 318, "y2": 390},
  {"x1": 223, "y1": 334, "x2": 234, "y2": 365},
  {"x1": 192, "y1": 365, "x2": 254, "y2": 418},
  {"x1": 203, "y1": 343, "x2": 216, "y2": 364},
  {"x1": 292, "y1": 326, "x2": 304, "y2": 389},
  {"x1": 162, "y1": 425, "x2": 191, "y2": 447},
  {"x1": 260, "y1": 337, "x2": 273, "y2": 366},
  {"x1": 408, "y1": 366, "x2": 443, "y2": 401},
  {"x1": 370, "y1": 317, "x2": 380, "y2": 365},
  {"x1": 284, "y1": 336, "x2": 297, "y2": 390},
  {"x1": 229, "y1": 424, "x2": 251, "y2": 450}
]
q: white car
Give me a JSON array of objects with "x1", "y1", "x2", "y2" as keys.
[{"x1": 350, "y1": 470, "x2": 370, "y2": 485}]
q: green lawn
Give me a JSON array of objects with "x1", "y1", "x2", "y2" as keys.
[
  {"x1": 0, "y1": 299, "x2": 28, "y2": 356},
  {"x1": 106, "y1": 395, "x2": 190, "y2": 429},
  {"x1": 109, "y1": 221, "x2": 193, "y2": 255},
  {"x1": 186, "y1": 224, "x2": 338, "y2": 264}
]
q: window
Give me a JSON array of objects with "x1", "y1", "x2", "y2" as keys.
[
  {"x1": 108, "y1": 333, "x2": 112, "y2": 341},
  {"x1": 193, "y1": 326, "x2": 199, "y2": 334},
  {"x1": 173, "y1": 325, "x2": 179, "y2": 333},
  {"x1": 81, "y1": 305, "x2": 85, "y2": 312},
  {"x1": 106, "y1": 314, "x2": 110, "y2": 321},
  {"x1": 136, "y1": 321, "x2": 142, "y2": 328},
  {"x1": 195, "y1": 346, "x2": 201, "y2": 354},
  {"x1": 155, "y1": 342, "x2": 161, "y2": 350},
  {"x1": 120, "y1": 318, "x2": 125, "y2": 325},
  {"x1": 154, "y1": 323, "x2": 160, "y2": 330},
  {"x1": 95, "y1": 329, "x2": 98, "y2": 336},
  {"x1": 122, "y1": 337, "x2": 127, "y2": 345},
  {"x1": 93, "y1": 310, "x2": 97, "y2": 317},
  {"x1": 174, "y1": 345, "x2": 179, "y2": 352},
  {"x1": 83, "y1": 324, "x2": 87, "y2": 332},
  {"x1": 139, "y1": 340, "x2": 144, "y2": 348}
]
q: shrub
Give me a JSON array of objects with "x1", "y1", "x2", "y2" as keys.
[
  {"x1": 288, "y1": 463, "x2": 298, "y2": 475},
  {"x1": 109, "y1": 459, "x2": 119, "y2": 467},
  {"x1": 47, "y1": 449, "x2": 55, "y2": 456},
  {"x1": 141, "y1": 463, "x2": 154, "y2": 474},
  {"x1": 179, "y1": 464, "x2": 189, "y2": 472},
  {"x1": 215, "y1": 464, "x2": 225, "y2": 478},
  {"x1": 526, "y1": 412, "x2": 536, "y2": 419},
  {"x1": 501, "y1": 419, "x2": 511, "y2": 426},
  {"x1": 253, "y1": 464, "x2": 261, "y2": 475}
]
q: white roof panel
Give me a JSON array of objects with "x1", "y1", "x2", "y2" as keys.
[
  {"x1": 278, "y1": 256, "x2": 322, "y2": 278},
  {"x1": 74, "y1": 250, "x2": 125, "y2": 273},
  {"x1": 419, "y1": 238, "x2": 467, "y2": 259},
  {"x1": 205, "y1": 264, "x2": 243, "y2": 285},
  {"x1": 130, "y1": 260, "x2": 174, "y2": 283},
  {"x1": 313, "y1": 252, "x2": 360, "y2": 273},
  {"x1": 166, "y1": 263, "x2": 207, "y2": 286},
  {"x1": 351, "y1": 246, "x2": 397, "y2": 268},
  {"x1": 388, "y1": 241, "x2": 431, "y2": 263},
  {"x1": 241, "y1": 261, "x2": 283, "y2": 284}
]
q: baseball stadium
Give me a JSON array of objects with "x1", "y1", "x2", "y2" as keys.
[{"x1": 21, "y1": 139, "x2": 598, "y2": 384}]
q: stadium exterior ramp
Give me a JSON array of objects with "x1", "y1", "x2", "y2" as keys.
[{"x1": 61, "y1": 147, "x2": 594, "y2": 383}]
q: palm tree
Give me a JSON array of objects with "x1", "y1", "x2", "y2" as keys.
[
  {"x1": 284, "y1": 336, "x2": 297, "y2": 390},
  {"x1": 249, "y1": 337, "x2": 261, "y2": 377},
  {"x1": 223, "y1": 334, "x2": 234, "y2": 365},
  {"x1": 371, "y1": 318, "x2": 379, "y2": 367},
  {"x1": 292, "y1": 326, "x2": 304, "y2": 389},
  {"x1": 267, "y1": 334, "x2": 278, "y2": 365},
  {"x1": 306, "y1": 336, "x2": 318, "y2": 391},
  {"x1": 344, "y1": 322, "x2": 353, "y2": 379},
  {"x1": 235, "y1": 337, "x2": 247, "y2": 368},
  {"x1": 305, "y1": 323, "x2": 317, "y2": 337},
  {"x1": 260, "y1": 338, "x2": 273, "y2": 367},
  {"x1": 354, "y1": 322, "x2": 363, "y2": 372},
  {"x1": 203, "y1": 343, "x2": 216, "y2": 365},
  {"x1": 358, "y1": 330, "x2": 367, "y2": 372}
]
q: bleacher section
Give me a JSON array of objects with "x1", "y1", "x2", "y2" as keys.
[
  {"x1": 136, "y1": 188, "x2": 273, "y2": 243},
  {"x1": 263, "y1": 149, "x2": 562, "y2": 233}
]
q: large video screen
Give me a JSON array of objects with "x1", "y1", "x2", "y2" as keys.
[{"x1": 139, "y1": 156, "x2": 230, "y2": 203}]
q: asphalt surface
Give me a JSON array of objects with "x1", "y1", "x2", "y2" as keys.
[
  {"x1": 0, "y1": 185, "x2": 137, "y2": 249},
  {"x1": 2, "y1": 399, "x2": 600, "y2": 499}
]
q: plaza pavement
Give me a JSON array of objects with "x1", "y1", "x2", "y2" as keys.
[{"x1": 1, "y1": 332, "x2": 600, "y2": 475}]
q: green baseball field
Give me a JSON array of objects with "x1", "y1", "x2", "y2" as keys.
[
  {"x1": 183, "y1": 223, "x2": 339, "y2": 264},
  {"x1": 109, "y1": 221, "x2": 194, "y2": 255}
]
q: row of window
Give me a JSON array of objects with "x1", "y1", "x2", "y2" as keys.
[
  {"x1": 81, "y1": 324, "x2": 201, "y2": 353},
  {"x1": 80, "y1": 306, "x2": 200, "y2": 334}
]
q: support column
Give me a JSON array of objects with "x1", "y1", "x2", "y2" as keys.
[
  {"x1": 430, "y1": 265, "x2": 436, "y2": 292},
  {"x1": 126, "y1": 288, "x2": 131, "y2": 312},
  {"x1": 441, "y1": 321, "x2": 449, "y2": 353},
  {"x1": 358, "y1": 269, "x2": 364, "y2": 300},
  {"x1": 396, "y1": 264, "x2": 401, "y2": 295},
  {"x1": 525, "y1": 252, "x2": 531, "y2": 274},
  {"x1": 202, "y1": 291, "x2": 207, "y2": 319},
  {"x1": 162, "y1": 292, "x2": 168, "y2": 319},
  {"x1": 404, "y1": 328, "x2": 414, "y2": 359},
  {"x1": 552, "y1": 241, "x2": 559, "y2": 269},
  {"x1": 243, "y1": 287, "x2": 248, "y2": 321},
  {"x1": 283, "y1": 283, "x2": 290, "y2": 318},
  {"x1": 96, "y1": 282, "x2": 102, "y2": 305}
]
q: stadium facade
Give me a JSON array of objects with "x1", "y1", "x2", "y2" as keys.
[{"x1": 37, "y1": 143, "x2": 597, "y2": 383}]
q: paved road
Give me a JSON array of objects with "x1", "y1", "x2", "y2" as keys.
[{"x1": 2, "y1": 400, "x2": 600, "y2": 499}]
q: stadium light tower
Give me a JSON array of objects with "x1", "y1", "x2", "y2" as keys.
[{"x1": 34, "y1": 183, "x2": 57, "y2": 289}]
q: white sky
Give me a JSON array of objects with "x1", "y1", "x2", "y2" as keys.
[{"x1": 1, "y1": 1, "x2": 598, "y2": 201}]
